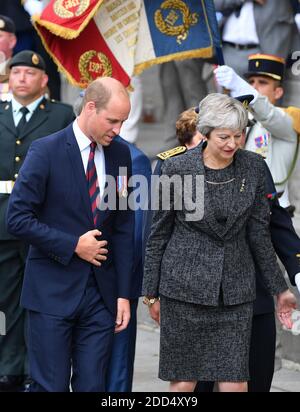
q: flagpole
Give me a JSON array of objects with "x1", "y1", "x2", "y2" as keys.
[{"x1": 215, "y1": 46, "x2": 225, "y2": 66}]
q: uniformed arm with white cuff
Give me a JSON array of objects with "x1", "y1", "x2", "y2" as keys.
[
  {"x1": 214, "y1": 65, "x2": 298, "y2": 143},
  {"x1": 295, "y1": 273, "x2": 300, "y2": 294},
  {"x1": 250, "y1": 96, "x2": 298, "y2": 143}
]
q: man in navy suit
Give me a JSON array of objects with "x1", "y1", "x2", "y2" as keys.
[{"x1": 6, "y1": 77, "x2": 134, "y2": 392}]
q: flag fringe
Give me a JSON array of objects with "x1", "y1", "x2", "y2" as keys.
[
  {"x1": 33, "y1": 20, "x2": 86, "y2": 88},
  {"x1": 134, "y1": 47, "x2": 213, "y2": 76}
]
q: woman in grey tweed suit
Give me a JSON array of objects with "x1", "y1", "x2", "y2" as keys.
[{"x1": 142, "y1": 93, "x2": 295, "y2": 392}]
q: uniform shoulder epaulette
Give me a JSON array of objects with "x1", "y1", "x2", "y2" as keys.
[
  {"x1": 156, "y1": 146, "x2": 187, "y2": 160},
  {"x1": 282, "y1": 106, "x2": 300, "y2": 135},
  {"x1": 49, "y1": 99, "x2": 73, "y2": 108}
]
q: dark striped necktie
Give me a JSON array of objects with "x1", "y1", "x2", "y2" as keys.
[
  {"x1": 86, "y1": 142, "x2": 100, "y2": 226},
  {"x1": 16, "y1": 106, "x2": 29, "y2": 135}
]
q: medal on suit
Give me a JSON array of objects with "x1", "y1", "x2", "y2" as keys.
[
  {"x1": 117, "y1": 175, "x2": 128, "y2": 197},
  {"x1": 254, "y1": 132, "x2": 269, "y2": 156}
]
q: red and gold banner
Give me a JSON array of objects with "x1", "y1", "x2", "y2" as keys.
[
  {"x1": 34, "y1": 0, "x2": 130, "y2": 87},
  {"x1": 35, "y1": 0, "x2": 103, "y2": 39}
]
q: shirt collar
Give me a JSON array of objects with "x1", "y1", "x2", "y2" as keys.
[
  {"x1": 73, "y1": 118, "x2": 102, "y2": 153},
  {"x1": 11, "y1": 95, "x2": 45, "y2": 115}
]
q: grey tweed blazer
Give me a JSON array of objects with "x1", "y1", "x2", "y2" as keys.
[{"x1": 142, "y1": 143, "x2": 287, "y2": 306}]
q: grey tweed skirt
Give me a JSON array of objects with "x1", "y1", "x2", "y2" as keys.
[{"x1": 159, "y1": 295, "x2": 253, "y2": 382}]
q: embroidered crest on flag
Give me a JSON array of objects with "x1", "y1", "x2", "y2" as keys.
[
  {"x1": 79, "y1": 50, "x2": 112, "y2": 84},
  {"x1": 54, "y1": 0, "x2": 90, "y2": 19},
  {"x1": 154, "y1": 0, "x2": 199, "y2": 44}
]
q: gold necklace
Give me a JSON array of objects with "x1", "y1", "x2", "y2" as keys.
[{"x1": 206, "y1": 178, "x2": 235, "y2": 185}]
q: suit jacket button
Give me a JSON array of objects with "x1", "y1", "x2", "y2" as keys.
[
  {"x1": 15, "y1": 156, "x2": 21, "y2": 162},
  {"x1": 14, "y1": 173, "x2": 18, "y2": 179},
  {"x1": 16, "y1": 140, "x2": 21, "y2": 145}
]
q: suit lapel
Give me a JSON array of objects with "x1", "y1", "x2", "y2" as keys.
[
  {"x1": 223, "y1": 150, "x2": 248, "y2": 235},
  {"x1": 0, "y1": 102, "x2": 17, "y2": 137},
  {"x1": 97, "y1": 144, "x2": 116, "y2": 227},
  {"x1": 66, "y1": 125, "x2": 94, "y2": 224}
]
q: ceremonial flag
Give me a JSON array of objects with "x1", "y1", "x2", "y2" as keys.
[{"x1": 34, "y1": 0, "x2": 221, "y2": 88}]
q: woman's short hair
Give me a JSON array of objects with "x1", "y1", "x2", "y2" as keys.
[
  {"x1": 176, "y1": 107, "x2": 199, "y2": 146},
  {"x1": 197, "y1": 93, "x2": 248, "y2": 137}
]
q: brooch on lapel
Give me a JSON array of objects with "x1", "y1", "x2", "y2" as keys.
[
  {"x1": 117, "y1": 175, "x2": 128, "y2": 197},
  {"x1": 266, "y1": 192, "x2": 276, "y2": 200},
  {"x1": 240, "y1": 178, "x2": 246, "y2": 192}
]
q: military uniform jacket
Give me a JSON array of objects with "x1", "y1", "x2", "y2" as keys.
[
  {"x1": 0, "y1": 98, "x2": 75, "y2": 240},
  {"x1": 142, "y1": 143, "x2": 287, "y2": 306},
  {"x1": 0, "y1": 72, "x2": 10, "y2": 102},
  {"x1": 246, "y1": 95, "x2": 298, "y2": 197}
]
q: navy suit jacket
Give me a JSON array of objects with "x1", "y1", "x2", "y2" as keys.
[
  {"x1": 6, "y1": 124, "x2": 134, "y2": 317},
  {"x1": 115, "y1": 136, "x2": 151, "y2": 298}
]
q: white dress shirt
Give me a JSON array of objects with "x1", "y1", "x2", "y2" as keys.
[
  {"x1": 12, "y1": 95, "x2": 45, "y2": 127},
  {"x1": 223, "y1": 2, "x2": 260, "y2": 45},
  {"x1": 72, "y1": 119, "x2": 106, "y2": 198}
]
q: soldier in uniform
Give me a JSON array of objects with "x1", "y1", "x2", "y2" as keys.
[
  {"x1": 214, "y1": 55, "x2": 299, "y2": 215},
  {"x1": 0, "y1": 50, "x2": 74, "y2": 391},
  {"x1": 0, "y1": 15, "x2": 16, "y2": 101}
]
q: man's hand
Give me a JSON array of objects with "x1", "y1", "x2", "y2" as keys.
[
  {"x1": 276, "y1": 289, "x2": 297, "y2": 329},
  {"x1": 115, "y1": 298, "x2": 130, "y2": 333},
  {"x1": 149, "y1": 300, "x2": 160, "y2": 325},
  {"x1": 214, "y1": 65, "x2": 258, "y2": 101},
  {"x1": 75, "y1": 229, "x2": 108, "y2": 266}
]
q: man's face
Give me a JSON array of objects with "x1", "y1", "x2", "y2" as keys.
[
  {"x1": 85, "y1": 95, "x2": 130, "y2": 146},
  {"x1": 9, "y1": 66, "x2": 48, "y2": 102},
  {"x1": 248, "y1": 75, "x2": 283, "y2": 104},
  {"x1": 0, "y1": 30, "x2": 16, "y2": 60}
]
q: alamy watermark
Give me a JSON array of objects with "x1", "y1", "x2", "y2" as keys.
[
  {"x1": 0, "y1": 311, "x2": 6, "y2": 336},
  {"x1": 291, "y1": 51, "x2": 300, "y2": 76},
  {"x1": 97, "y1": 167, "x2": 205, "y2": 222}
]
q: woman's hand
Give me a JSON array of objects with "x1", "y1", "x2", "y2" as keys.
[
  {"x1": 276, "y1": 289, "x2": 297, "y2": 329},
  {"x1": 149, "y1": 300, "x2": 160, "y2": 325}
]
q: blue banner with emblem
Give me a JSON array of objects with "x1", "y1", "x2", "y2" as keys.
[{"x1": 134, "y1": 0, "x2": 222, "y2": 74}]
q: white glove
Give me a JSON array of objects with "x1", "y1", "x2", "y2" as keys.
[
  {"x1": 23, "y1": 0, "x2": 43, "y2": 16},
  {"x1": 295, "y1": 273, "x2": 300, "y2": 294},
  {"x1": 214, "y1": 65, "x2": 258, "y2": 103}
]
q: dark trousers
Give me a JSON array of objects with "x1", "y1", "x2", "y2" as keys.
[
  {"x1": 28, "y1": 274, "x2": 115, "y2": 392},
  {"x1": 106, "y1": 299, "x2": 138, "y2": 392},
  {"x1": 0, "y1": 240, "x2": 27, "y2": 376},
  {"x1": 195, "y1": 312, "x2": 276, "y2": 392}
]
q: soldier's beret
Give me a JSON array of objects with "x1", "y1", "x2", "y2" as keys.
[
  {"x1": 0, "y1": 15, "x2": 16, "y2": 34},
  {"x1": 8, "y1": 50, "x2": 46, "y2": 71}
]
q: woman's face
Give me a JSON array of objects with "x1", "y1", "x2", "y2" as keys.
[{"x1": 207, "y1": 128, "x2": 244, "y2": 161}]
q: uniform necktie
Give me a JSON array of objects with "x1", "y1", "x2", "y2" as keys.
[
  {"x1": 16, "y1": 106, "x2": 29, "y2": 135},
  {"x1": 86, "y1": 142, "x2": 100, "y2": 226}
]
